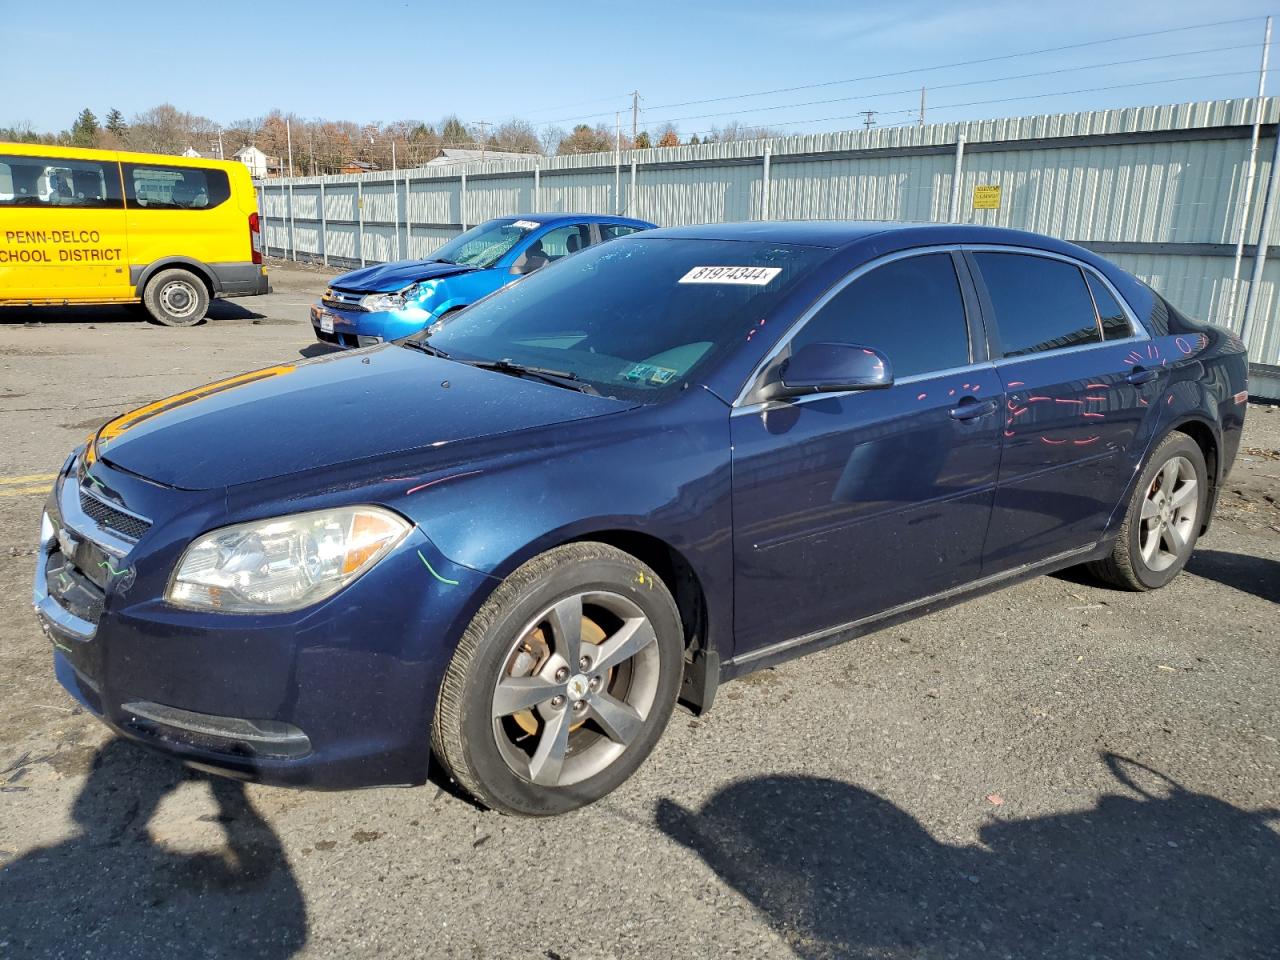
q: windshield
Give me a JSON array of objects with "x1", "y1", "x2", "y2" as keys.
[
  {"x1": 428, "y1": 219, "x2": 538, "y2": 268},
  {"x1": 417, "y1": 237, "x2": 831, "y2": 400}
]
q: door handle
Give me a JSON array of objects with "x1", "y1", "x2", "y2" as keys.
[
  {"x1": 1127, "y1": 367, "x2": 1158, "y2": 385},
  {"x1": 950, "y1": 398, "x2": 998, "y2": 420}
]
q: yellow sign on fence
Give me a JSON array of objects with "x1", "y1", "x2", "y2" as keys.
[{"x1": 973, "y1": 184, "x2": 1002, "y2": 209}]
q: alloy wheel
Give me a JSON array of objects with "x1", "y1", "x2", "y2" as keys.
[
  {"x1": 1138, "y1": 455, "x2": 1198, "y2": 572},
  {"x1": 491, "y1": 591, "x2": 660, "y2": 787}
]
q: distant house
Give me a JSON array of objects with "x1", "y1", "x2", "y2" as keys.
[
  {"x1": 426, "y1": 148, "x2": 539, "y2": 166},
  {"x1": 340, "y1": 159, "x2": 380, "y2": 175},
  {"x1": 234, "y1": 145, "x2": 271, "y2": 179},
  {"x1": 181, "y1": 146, "x2": 212, "y2": 159}
]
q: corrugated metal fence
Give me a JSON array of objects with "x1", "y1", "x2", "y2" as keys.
[{"x1": 260, "y1": 97, "x2": 1280, "y2": 366}]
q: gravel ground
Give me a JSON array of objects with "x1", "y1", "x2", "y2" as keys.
[{"x1": 0, "y1": 261, "x2": 1277, "y2": 959}]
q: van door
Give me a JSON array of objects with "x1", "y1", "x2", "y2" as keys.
[
  {"x1": 122, "y1": 162, "x2": 235, "y2": 286},
  {"x1": 0, "y1": 152, "x2": 129, "y2": 300}
]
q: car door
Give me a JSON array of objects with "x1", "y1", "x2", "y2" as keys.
[
  {"x1": 729, "y1": 250, "x2": 1004, "y2": 659},
  {"x1": 967, "y1": 249, "x2": 1163, "y2": 573},
  {"x1": 0, "y1": 152, "x2": 128, "y2": 300}
]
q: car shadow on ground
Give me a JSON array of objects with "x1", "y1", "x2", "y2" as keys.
[
  {"x1": 1185, "y1": 549, "x2": 1280, "y2": 604},
  {"x1": 0, "y1": 739, "x2": 307, "y2": 959},
  {"x1": 298, "y1": 343, "x2": 342, "y2": 359},
  {"x1": 0, "y1": 299, "x2": 264, "y2": 326},
  {"x1": 657, "y1": 754, "x2": 1280, "y2": 960}
]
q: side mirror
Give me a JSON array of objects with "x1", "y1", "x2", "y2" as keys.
[{"x1": 759, "y1": 342, "x2": 894, "y2": 401}]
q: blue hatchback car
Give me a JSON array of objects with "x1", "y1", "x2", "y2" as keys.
[
  {"x1": 310, "y1": 213, "x2": 654, "y2": 347},
  {"x1": 37, "y1": 221, "x2": 1247, "y2": 815}
]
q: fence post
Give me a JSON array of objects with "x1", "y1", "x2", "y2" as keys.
[
  {"x1": 460, "y1": 172, "x2": 468, "y2": 231},
  {"x1": 357, "y1": 180, "x2": 365, "y2": 267},
  {"x1": 405, "y1": 171, "x2": 412, "y2": 259},
  {"x1": 393, "y1": 176, "x2": 402, "y2": 262},
  {"x1": 1241, "y1": 126, "x2": 1280, "y2": 355},
  {"x1": 287, "y1": 181, "x2": 296, "y2": 261},
  {"x1": 948, "y1": 133, "x2": 967, "y2": 223},
  {"x1": 629, "y1": 158, "x2": 637, "y2": 219},
  {"x1": 534, "y1": 161, "x2": 541, "y2": 210},
  {"x1": 319, "y1": 179, "x2": 328, "y2": 267},
  {"x1": 1229, "y1": 15, "x2": 1272, "y2": 326},
  {"x1": 761, "y1": 144, "x2": 772, "y2": 221}
]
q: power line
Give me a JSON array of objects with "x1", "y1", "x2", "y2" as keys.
[
  {"x1": 636, "y1": 41, "x2": 1261, "y2": 131},
  {"x1": 539, "y1": 14, "x2": 1263, "y2": 126},
  {"x1": 677, "y1": 68, "x2": 1277, "y2": 140}
]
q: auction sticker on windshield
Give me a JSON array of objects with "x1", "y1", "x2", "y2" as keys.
[{"x1": 678, "y1": 266, "x2": 781, "y2": 285}]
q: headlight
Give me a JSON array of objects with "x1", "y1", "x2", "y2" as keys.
[
  {"x1": 360, "y1": 282, "x2": 421, "y2": 312},
  {"x1": 167, "y1": 506, "x2": 410, "y2": 613}
]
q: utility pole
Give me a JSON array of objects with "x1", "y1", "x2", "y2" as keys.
[
  {"x1": 217, "y1": 128, "x2": 224, "y2": 159},
  {"x1": 615, "y1": 112, "x2": 622, "y2": 215},
  {"x1": 860, "y1": 110, "x2": 878, "y2": 130},
  {"x1": 631, "y1": 90, "x2": 640, "y2": 142},
  {"x1": 1229, "y1": 14, "x2": 1272, "y2": 326},
  {"x1": 919, "y1": 87, "x2": 927, "y2": 127},
  {"x1": 391, "y1": 137, "x2": 397, "y2": 172},
  {"x1": 474, "y1": 120, "x2": 491, "y2": 160},
  {"x1": 286, "y1": 118, "x2": 294, "y2": 177}
]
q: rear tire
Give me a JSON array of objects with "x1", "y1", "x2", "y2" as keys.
[
  {"x1": 142, "y1": 269, "x2": 209, "y2": 327},
  {"x1": 432, "y1": 542, "x2": 683, "y2": 816},
  {"x1": 1088, "y1": 432, "x2": 1207, "y2": 591}
]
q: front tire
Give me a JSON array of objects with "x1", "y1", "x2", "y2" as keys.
[
  {"x1": 142, "y1": 269, "x2": 210, "y2": 326},
  {"x1": 432, "y1": 542, "x2": 683, "y2": 816},
  {"x1": 1089, "y1": 432, "x2": 1208, "y2": 591}
]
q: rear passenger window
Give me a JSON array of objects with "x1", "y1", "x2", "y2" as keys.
[
  {"x1": 601, "y1": 224, "x2": 643, "y2": 240},
  {"x1": 975, "y1": 253, "x2": 1101, "y2": 357},
  {"x1": 1085, "y1": 272, "x2": 1132, "y2": 340},
  {"x1": 791, "y1": 253, "x2": 971, "y2": 379},
  {"x1": 123, "y1": 163, "x2": 230, "y2": 210},
  {"x1": 0, "y1": 154, "x2": 121, "y2": 209}
]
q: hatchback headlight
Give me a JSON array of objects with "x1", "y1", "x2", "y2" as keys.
[
  {"x1": 360, "y1": 282, "x2": 421, "y2": 312},
  {"x1": 167, "y1": 506, "x2": 410, "y2": 613}
]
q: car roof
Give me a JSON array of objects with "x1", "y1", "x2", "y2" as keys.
[
  {"x1": 495, "y1": 213, "x2": 654, "y2": 227},
  {"x1": 636, "y1": 220, "x2": 1105, "y2": 259}
]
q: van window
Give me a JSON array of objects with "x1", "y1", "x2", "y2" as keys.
[
  {"x1": 123, "y1": 163, "x2": 230, "y2": 210},
  {"x1": 975, "y1": 253, "x2": 1102, "y2": 357},
  {"x1": 0, "y1": 154, "x2": 122, "y2": 209},
  {"x1": 790, "y1": 253, "x2": 971, "y2": 379}
]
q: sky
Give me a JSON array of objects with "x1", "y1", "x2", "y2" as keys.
[{"x1": 1, "y1": 0, "x2": 1276, "y2": 139}]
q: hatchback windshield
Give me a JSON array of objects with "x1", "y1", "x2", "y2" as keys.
[
  {"x1": 428, "y1": 219, "x2": 536, "y2": 269},
  {"x1": 415, "y1": 238, "x2": 830, "y2": 400}
]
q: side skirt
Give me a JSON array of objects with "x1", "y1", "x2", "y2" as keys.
[{"x1": 719, "y1": 541, "x2": 1111, "y2": 681}]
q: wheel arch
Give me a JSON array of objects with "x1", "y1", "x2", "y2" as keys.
[{"x1": 132, "y1": 257, "x2": 219, "y2": 298}]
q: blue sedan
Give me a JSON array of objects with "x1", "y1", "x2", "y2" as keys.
[
  {"x1": 310, "y1": 213, "x2": 654, "y2": 347},
  {"x1": 36, "y1": 221, "x2": 1247, "y2": 815}
]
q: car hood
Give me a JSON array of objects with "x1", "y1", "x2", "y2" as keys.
[
  {"x1": 330, "y1": 259, "x2": 477, "y2": 292},
  {"x1": 93, "y1": 345, "x2": 635, "y2": 490}
]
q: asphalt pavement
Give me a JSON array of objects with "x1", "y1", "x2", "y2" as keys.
[{"x1": 1, "y1": 260, "x2": 1277, "y2": 959}]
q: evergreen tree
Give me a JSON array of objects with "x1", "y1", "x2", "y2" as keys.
[
  {"x1": 634, "y1": 131, "x2": 652, "y2": 150},
  {"x1": 440, "y1": 115, "x2": 470, "y2": 147},
  {"x1": 70, "y1": 108, "x2": 99, "y2": 147},
  {"x1": 105, "y1": 108, "x2": 126, "y2": 136}
]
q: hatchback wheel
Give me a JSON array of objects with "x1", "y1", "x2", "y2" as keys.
[
  {"x1": 143, "y1": 268, "x2": 210, "y2": 327},
  {"x1": 432, "y1": 542, "x2": 683, "y2": 816},
  {"x1": 1089, "y1": 432, "x2": 1207, "y2": 590}
]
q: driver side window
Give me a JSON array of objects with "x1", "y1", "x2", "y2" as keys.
[{"x1": 790, "y1": 252, "x2": 971, "y2": 379}]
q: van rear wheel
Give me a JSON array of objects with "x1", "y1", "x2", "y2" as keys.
[{"x1": 143, "y1": 269, "x2": 209, "y2": 327}]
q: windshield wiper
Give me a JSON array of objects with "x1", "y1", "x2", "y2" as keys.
[
  {"x1": 400, "y1": 339, "x2": 452, "y2": 359},
  {"x1": 465, "y1": 358, "x2": 599, "y2": 395}
]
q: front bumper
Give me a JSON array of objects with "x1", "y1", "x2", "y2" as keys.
[
  {"x1": 34, "y1": 457, "x2": 494, "y2": 788},
  {"x1": 310, "y1": 302, "x2": 434, "y2": 349}
]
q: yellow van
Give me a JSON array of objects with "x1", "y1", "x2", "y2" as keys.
[{"x1": 0, "y1": 143, "x2": 267, "y2": 325}]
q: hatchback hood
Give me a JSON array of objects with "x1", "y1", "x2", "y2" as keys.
[
  {"x1": 94, "y1": 346, "x2": 634, "y2": 490},
  {"x1": 330, "y1": 259, "x2": 476, "y2": 293}
]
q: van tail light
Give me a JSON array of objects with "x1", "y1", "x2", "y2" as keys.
[{"x1": 249, "y1": 212, "x2": 263, "y2": 265}]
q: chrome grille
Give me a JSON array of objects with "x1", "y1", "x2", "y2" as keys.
[
  {"x1": 79, "y1": 489, "x2": 151, "y2": 542},
  {"x1": 322, "y1": 288, "x2": 367, "y2": 311}
]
